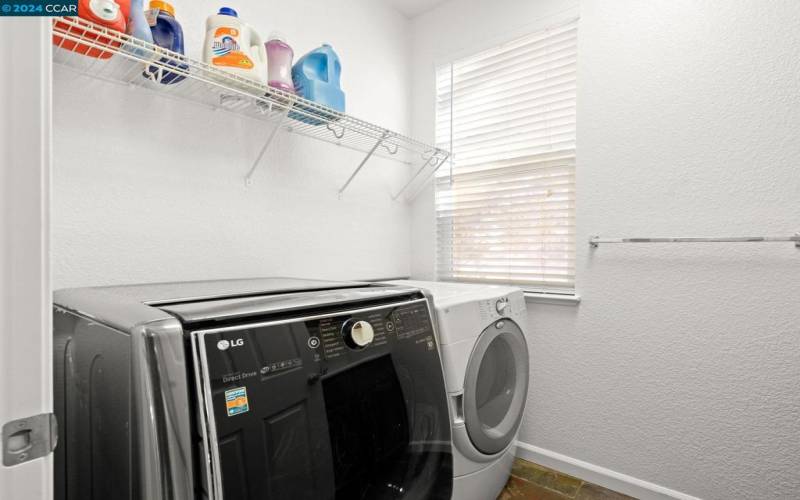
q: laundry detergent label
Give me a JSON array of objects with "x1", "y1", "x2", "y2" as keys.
[
  {"x1": 225, "y1": 386, "x2": 250, "y2": 416},
  {"x1": 211, "y1": 27, "x2": 254, "y2": 69}
]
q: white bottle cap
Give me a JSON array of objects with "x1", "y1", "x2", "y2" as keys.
[
  {"x1": 268, "y1": 31, "x2": 287, "y2": 43},
  {"x1": 89, "y1": 0, "x2": 120, "y2": 21}
]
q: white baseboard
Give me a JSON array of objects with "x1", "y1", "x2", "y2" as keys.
[{"x1": 514, "y1": 441, "x2": 702, "y2": 500}]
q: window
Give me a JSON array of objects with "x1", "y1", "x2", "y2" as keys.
[{"x1": 435, "y1": 18, "x2": 577, "y2": 292}]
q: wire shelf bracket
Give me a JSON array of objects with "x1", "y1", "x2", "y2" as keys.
[
  {"x1": 244, "y1": 107, "x2": 291, "y2": 186},
  {"x1": 392, "y1": 152, "x2": 450, "y2": 203},
  {"x1": 338, "y1": 131, "x2": 391, "y2": 198},
  {"x1": 405, "y1": 152, "x2": 450, "y2": 203}
]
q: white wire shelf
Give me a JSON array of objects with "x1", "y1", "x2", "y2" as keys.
[{"x1": 51, "y1": 17, "x2": 449, "y2": 200}]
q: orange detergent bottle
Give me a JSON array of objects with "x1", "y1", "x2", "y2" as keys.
[
  {"x1": 53, "y1": 0, "x2": 131, "y2": 59},
  {"x1": 202, "y1": 7, "x2": 268, "y2": 86}
]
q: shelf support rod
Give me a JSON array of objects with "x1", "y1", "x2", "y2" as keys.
[
  {"x1": 392, "y1": 152, "x2": 447, "y2": 202},
  {"x1": 338, "y1": 131, "x2": 390, "y2": 197},
  {"x1": 404, "y1": 152, "x2": 450, "y2": 203},
  {"x1": 244, "y1": 107, "x2": 290, "y2": 186}
]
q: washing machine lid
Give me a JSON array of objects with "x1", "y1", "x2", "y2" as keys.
[
  {"x1": 158, "y1": 285, "x2": 421, "y2": 323},
  {"x1": 462, "y1": 319, "x2": 529, "y2": 455}
]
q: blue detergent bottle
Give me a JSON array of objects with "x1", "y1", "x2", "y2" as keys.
[
  {"x1": 143, "y1": 1, "x2": 187, "y2": 85},
  {"x1": 290, "y1": 44, "x2": 345, "y2": 125}
]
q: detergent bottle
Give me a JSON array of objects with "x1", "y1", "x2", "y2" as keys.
[
  {"x1": 121, "y1": 0, "x2": 154, "y2": 58},
  {"x1": 290, "y1": 44, "x2": 345, "y2": 125},
  {"x1": 52, "y1": 0, "x2": 130, "y2": 59},
  {"x1": 203, "y1": 7, "x2": 268, "y2": 87},
  {"x1": 143, "y1": 1, "x2": 187, "y2": 85},
  {"x1": 265, "y1": 32, "x2": 294, "y2": 93}
]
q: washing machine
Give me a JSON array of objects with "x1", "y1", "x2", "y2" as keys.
[
  {"x1": 382, "y1": 280, "x2": 530, "y2": 500},
  {"x1": 53, "y1": 278, "x2": 453, "y2": 500}
]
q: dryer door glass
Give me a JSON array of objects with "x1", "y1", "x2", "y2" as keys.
[{"x1": 463, "y1": 320, "x2": 529, "y2": 455}]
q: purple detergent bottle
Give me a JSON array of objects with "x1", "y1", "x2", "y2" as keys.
[{"x1": 265, "y1": 32, "x2": 294, "y2": 93}]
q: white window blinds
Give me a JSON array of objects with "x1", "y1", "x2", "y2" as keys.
[{"x1": 435, "y1": 18, "x2": 577, "y2": 291}]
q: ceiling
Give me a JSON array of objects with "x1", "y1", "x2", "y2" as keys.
[{"x1": 380, "y1": 0, "x2": 450, "y2": 18}]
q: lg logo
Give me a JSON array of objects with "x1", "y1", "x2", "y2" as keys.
[{"x1": 217, "y1": 338, "x2": 244, "y2": 351}]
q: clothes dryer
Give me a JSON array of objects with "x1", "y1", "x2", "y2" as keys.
[{"x1": 382, "y1": 280, "x2": 530, "y2": 500}]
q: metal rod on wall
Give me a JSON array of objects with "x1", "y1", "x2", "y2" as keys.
[{"x1": 589, "y1": 234, "x2": 800, "y2": 248}]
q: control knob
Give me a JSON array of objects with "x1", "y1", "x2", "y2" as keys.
[
  {"x1": 496, "y1": 298, "x2": 509, "y2": 315},
  {"x1": 342, "y1": 320, "x2": 375, "y2": 349}
]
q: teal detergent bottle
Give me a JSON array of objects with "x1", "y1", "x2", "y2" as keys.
[{"x1": 290, "y1": 44, "x2": 345, "y2": 125}]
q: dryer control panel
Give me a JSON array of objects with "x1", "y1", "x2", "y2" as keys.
[{"x1": 478, "y1": 292, "x2": 526, "y2": 325}]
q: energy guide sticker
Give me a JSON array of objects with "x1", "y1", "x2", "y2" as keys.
[{"x1": 225, "y1": 387, "x2": 249, "y2": 416}]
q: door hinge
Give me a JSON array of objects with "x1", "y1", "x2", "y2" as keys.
[{"x1": 2, "y1": 413, "x2": 57, "y2": 466}]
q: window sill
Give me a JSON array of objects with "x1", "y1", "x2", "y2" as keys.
[{"x1": 524, "y1": 292, "x2": 581, "y2": 306}]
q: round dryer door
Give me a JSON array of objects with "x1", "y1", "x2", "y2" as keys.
[{"x1": 463, "y1": 319, "x2": 529, "y2": 455}]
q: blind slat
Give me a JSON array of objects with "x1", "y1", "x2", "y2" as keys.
[
  {"x1": 445, "y1": 86, "x2": 576, "y2": 123},
  {"x1": 436, "y1": 172, "x2": 575, "y2": 192},
  {"x1": 435, "y1": 154, "x2": 575, "y2": 177},
  {"x1": 437, "y1": 202, "x2": 576, "y2": 219},
  {"x1": 450, "y1": 24, "x2": 578, "y2": 78},
  {"x1": 437, "y1": 195, "x2": 575, "y2": 212},
  {"x1": 447, "y1": 58, "x2": 577, "y2": 106},
  {"x1": 437, "y1": 97, "x2": 576, "y2": 135}
]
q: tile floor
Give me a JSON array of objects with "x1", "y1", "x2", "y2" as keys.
[{"x1": 498, "y1": 458, "x2": 637, "y2": 500}]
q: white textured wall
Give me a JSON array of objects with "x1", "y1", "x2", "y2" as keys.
[
  {"x1": 53, "y1": 0, "x2": 412, "y2": 288},
  {"x1": 410, "y1": 1, "x2": 800, "y2": 499}
]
